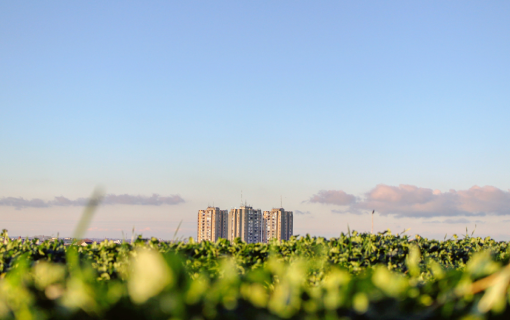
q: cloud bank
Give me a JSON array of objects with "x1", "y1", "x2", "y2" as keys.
[
  {"x1": 308, "y1": 190, "x2": 356, "y2": 206},
  {"x1": 424, "y1": 218, "x2": 485, "y2": 224},
  {"x1": 0, "y1": 194, "x2": 185, "y2": 209},
  {"x1": 308, "y1": 184, "x2": 510, "y2": 218},
  {"x1": 294, "y1": 210, "x2": 312, "y2": 215}
]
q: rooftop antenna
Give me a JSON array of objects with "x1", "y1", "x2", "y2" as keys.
[
  {"x1": 241, "y1": 190, "x2": 243, "y2": 206},
  {"x1": 280, "y1": 195, "x2": 282, "y2": 208},
  {"x1": 371, "y1": 210, "x2": 375, "y2": 234}
]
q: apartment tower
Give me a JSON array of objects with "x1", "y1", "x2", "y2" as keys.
[
  {"x1": 197, "y1": 207, "x2": 228, "y2": 242},
  {"x1": 228, "y1": 206, "x2": 262, "y2": 243},
  {"x1": 262, "y1": 208, "x2": 293, "y2": 242}
]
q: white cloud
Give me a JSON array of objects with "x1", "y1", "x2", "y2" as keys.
[
  {"x1": 307, "y1": 190, "x2": 356, "y2": 206},
  {"x1": 309, "y1": 184, "x2": 510, "y2": 218}
]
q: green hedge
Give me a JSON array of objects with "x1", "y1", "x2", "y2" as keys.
[{"x1": 1, "y1": 229, "x2": 510, "y2": 319}]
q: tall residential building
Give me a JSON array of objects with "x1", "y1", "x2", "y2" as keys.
[
  {"x1": 262, "y1": 208, "x2": 293, "y2": 242},
  {"x1": 197, "y1": 207, "x2": 228, "y2": 242},
  {"x1": 228, "y1": 206, "x2": 263, "y2": 243}
]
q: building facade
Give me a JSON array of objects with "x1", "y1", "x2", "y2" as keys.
[
  {"x1": 228, "y1": 206, "x2": 263, "y2": 243},
  {"x1": 197, "y1": 207, "x2": 228, "y2": 242},
  {"x1": 262, "y1": 208, "x2": 293, "y2": 242},
  {"x1": 197, "y1": 205, "x2": 293, "y2": 243}
]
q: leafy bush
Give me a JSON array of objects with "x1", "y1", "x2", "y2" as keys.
[{"x1": 1, "y1": 229, "x2": 510, "y2": 319}]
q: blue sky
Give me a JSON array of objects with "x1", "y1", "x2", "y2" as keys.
[{"x1": 1, "y1": 1, "x2": 510, "y2": 240}]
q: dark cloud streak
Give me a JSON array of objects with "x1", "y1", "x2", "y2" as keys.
[
  {"x1": 424, "y1": 218, "x2": 485, "y2": 224},
  {"x1": 0, "y1": 194, "x2": 185, "y2": 209},
  {"x1": 0, "y1": 197, "x2": 49, "y2": 208},
  {"x1": 294, "y1": 210, "x2": 312, "y2": 215}
]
